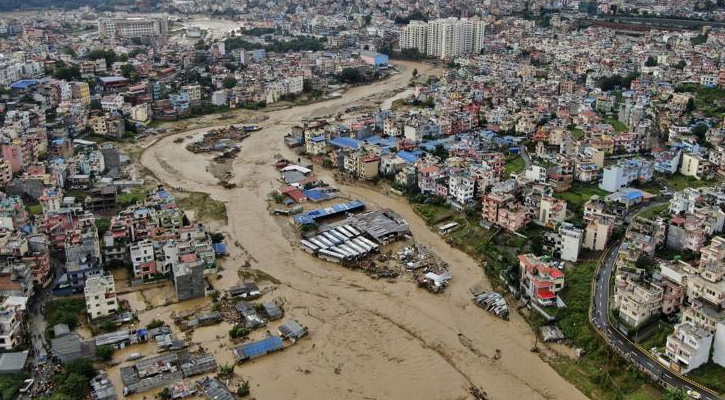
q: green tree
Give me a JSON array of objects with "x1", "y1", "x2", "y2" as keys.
[
  {"x1": 340, "y1": 67, "x2": 363, "y2": 83},
  {"x1": 645, "y1": 56, "x2": 657, "y2": 67},
  {"x1": 53, "y1": 66, "x2": 81, "y2": 81},
  {"x1": 237, "y1": 380, "x2": 250, "y2": 397},
  {"x1": 57, "y1": 373, "x2": 89, "y2": 395},
  {"x1": 147, "y1": 319, "x2": 165, "y2": 329},
  {"x1": 412, "y1": 68, "x2": 418, "y2": 78},
  {"x1": 95, "y1": 345, "x2": 115, "y2": 361},
  {"x1": 158, "y1": 387, "x2": 171, "y2": 400},
  {"x1": 120, "y1": 64, "x2": 135, "y2": 78},
  {"x1": 223, "y1": 76, "x2": 238, "y2": 89},
  {"x1": 95, "y1": 217, "x2": 110, "y2": 237},
  {"x1": 661, "y1": 388, "x2": 688, "y2": 400}
]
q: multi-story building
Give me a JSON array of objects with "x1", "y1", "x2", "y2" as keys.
[
  {"x1": 599, "y1": 158, "x2": 653, "y2": 193},
  {"x1": 666, "y1": 322, "x2": 713, "y2": 373},
  {"x1": 0, "y1": 305, "x2": 22, "y2": 350},
  {"x1": 543, "y1": 223, "x2": 583, "y2": 262},
  {"x1": 172, "y1": 260, "x2": 205, "y2": 302},
  {"x1": 130, "y1": 239, "x2": 156, "y2": 278},
  {"x1": 0, "y1": 160, "x2": 12, "y2": 186},
  {"x1": 98, "y1": 17, "x2": 169, "y2": 38},
  {"x1": 482, "y1": 192, "x2": 529, "y2": 232},
  {"x1": 84, "y1": 274, "x2": 118, "y2": 319},
  {"x1": 614, "y1": 275, "x2": 663, "y2": 328},
  {"x1": 680, "y1": 153, "x2": 712, "y2": 180},
  {"x1": 448, "y1": 175, "x2": 475, "y2": 205},
  {"x1": 399, "y1": 18, "x2": 485, "y2": 59},
  {"x1": 537, "y1": 196, "x2": 567, "y2": 228},
  {"x1": 518, "y1": 254, "x2": 565, "y2": 307},
  {"x1": 583, "y1": 216, "x2": 615, "y2": 251}
]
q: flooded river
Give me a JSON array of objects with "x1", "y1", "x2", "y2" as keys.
[{"x1": 139, "y1": 60, "x2": 587, "y2": 400}]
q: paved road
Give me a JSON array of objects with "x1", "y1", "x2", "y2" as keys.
[
  {"x1": 520, "y1": 145, "x2": 532, "y2": 169},
  {"x1": 592, "y1": 200, "x2": 720, "y2": 400}
]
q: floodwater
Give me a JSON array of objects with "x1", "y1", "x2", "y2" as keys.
[{"x1": 139, "y1": 61, "x2": 588, "y2": 400}]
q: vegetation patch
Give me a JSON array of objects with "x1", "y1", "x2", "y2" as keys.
[
  {"x1": 688, "y1": 362, "x2": 725, "y2": 394},
  {"x1": 177, "y1": 192, "x2": 228, "y2": 224}
]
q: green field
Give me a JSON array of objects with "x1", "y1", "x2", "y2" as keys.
[
  {"x1": 689, "y1": 362, "x2": 725, "y2": 394},
  {"x1": 569, "y1": 127, "x2": 585, "y2": 139},
  {"x1": 660, "y1": 173, "x2": 716, "y2": 191},
  {"x1": 555, "y1": 182, "x2": 609, "y2": 211},
  {"x1": 605, "y1": 118, "x2": 629, "y2": 133},
  {"x1": 504, "y1": 154, "x2": 526, "y2": 176}
]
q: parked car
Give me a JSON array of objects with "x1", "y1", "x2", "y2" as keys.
[{"x1": 19, "y1": 378, "x2": 34, "y2": 393}]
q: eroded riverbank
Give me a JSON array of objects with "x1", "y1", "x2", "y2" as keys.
[{"x1": 138, "y1": 60, "x2": 588, "y2": 400}]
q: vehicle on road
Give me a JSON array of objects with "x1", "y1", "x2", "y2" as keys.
[
  {"x1": 19, "y1": 378, "x2": 34, "y2": 393},
  {"x1": 687, "y1": 389, "x2": 702, "y2": 399}
]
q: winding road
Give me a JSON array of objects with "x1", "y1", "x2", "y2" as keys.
[{"x1": 592, "y1": 200, "x2": 721, "y2": 400}]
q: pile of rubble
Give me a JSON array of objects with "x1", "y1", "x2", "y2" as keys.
[
  {"x1": 399, "y1": 243, "x2": 452, "y2": 293},
  {"x1": 186, "y1": 125, "x2": 251, "y2": 154},
  {"x1": 472, "y1": 292, "x2": 509, "y2": 320}
]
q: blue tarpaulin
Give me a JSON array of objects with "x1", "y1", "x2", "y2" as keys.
[
  {"x1": 237, "y1": 336, "x2": 284, "y2": 360},
  {"x1": 212, "y1": 243, "x2": 228, "y2": 255}
]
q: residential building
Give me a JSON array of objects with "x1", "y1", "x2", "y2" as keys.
[
  {"x1": 543, "y1": 223, "x2": 583, "y2": 262},
  {"x1": 84, "y1": 274, "x2": 118, "y2": 319},
  {"x1": 448, "y1": 175, "x2": 475, "y2": 205},
  {"x1": 518, "y1": 254, "x2": 565, "y2": 307},
  {"x1": 583, "y1": 216, "x2": 615, "y2": 251},
  {"x1": 537, "y1": 196, "x2": 567, "y2": 228},
  {"x1": 0, "y1": 306, "x2": 22, "y2": 350},
  {"x1": 680, "y1": 153, "x2": 712, "y2": 180},
  {"x1": 172, "y1": 260, "x2": 205, "y2": 302},
  {"x1": 599, "y1": 158, "x2": 653, "y2": 193},
  {"x1": 666, "y1": 322, "x2": 713, "y2": 374},
  {"x1": 614, "y1": 275, "x2": 663, "y2": 328},
  {"x1": 130, "y1": 239, "x2": 156, "y2": 278}
]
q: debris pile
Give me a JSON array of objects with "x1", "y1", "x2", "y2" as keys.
[
  {"x1": 399, "y1": 243, "x2": 452, "y2": 293},
  {"x1": 186, "y1": 125, "x2": 251, "y2": 154},
  {"x1": 473, "y1": 292, "x2": 509, "y2": 320}
]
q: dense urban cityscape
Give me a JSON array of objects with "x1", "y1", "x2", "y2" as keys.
[{"x1": 0, "y1": 0, "x2": 725, "y2": 399}]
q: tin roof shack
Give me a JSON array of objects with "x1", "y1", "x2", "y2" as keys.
[
  {"x1": 0, "y1": 350, "x2": 28, "y2": 374},
  {"x1": 94, "y1": 328, "x2": 149, "y2": 349},
  {"x1": 179, "y1": 352, "x2": 217, "y2": 377},
  {"x1": 186, "y1": 311, "x2": 222, "y2": 329},
  {"x1": 262, "y1": 302, "x2": 283, "y2": 321},
  {"x1": 235, "y1": 302, "x2": 266, "y2": 329},
  {"x1": 121, "y1": 353, "x2": 183, "y2": 395},
  {"x1": 197, "y1": 376, "x2": 234, "y2": 400},
  {"x1": 90, "y1": 371, "x2": 117, "y2": 400},
  {"x1": 50, "y1": 324, "x2": 84, "y2": 364},
  {"x1": 172, "y1": 260, "x2": 206, "y2": 302},
  {"x1": 348, "y1": 209, "x2": 410, "y2": 245},
  {"x1": 232, "y1": 336, "x2": 285, "y2": 363},
  {"x1": 278, "y1": 319, "x2": 308, "y2": 341},
  {"x1": 228, "y1": 283, "x2": 261, "y2": 299}
]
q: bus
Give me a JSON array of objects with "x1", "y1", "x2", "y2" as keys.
[
  {"x1": 300, "y1": 240, "x2": 319, "y2": 254},
  {"x1": 438, "y1": 222, "x2": 460, "y2": 235}
]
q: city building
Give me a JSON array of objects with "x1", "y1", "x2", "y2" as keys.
[
  {"x1": 518, "y1": 254, "x2": 565, "y2": 307},
  {"x1": 98, "y1": 17, "x2": 169, "y2": 38},
  {"x1": 599, "y1": 158, "x2": 653, "y2": 193},
  {"x1": 84, "y1": 274, "x2": 118, "y2": 319},
  {"x1": 666, "y1": 322, "x2": 713, "y2": 374}
]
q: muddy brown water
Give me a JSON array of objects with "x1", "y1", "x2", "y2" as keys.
[{"x1": 136, "y1": 61, "x2": 587, "y2": 400}]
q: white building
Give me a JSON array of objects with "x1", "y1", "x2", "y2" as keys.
[
  {"x1": 666, "y1": 322, "x2": 713, "y2": 373},
  {"x1": 84, "y1": 274, "x2": 118, "y2": 319},
  {"x1": 448, "y1": 175, "x2": 475, "y2": 204},
  {"x1": 599, "y1": 158, "x2": 653, "y2": 192},
  {"x1": 0, "y1": 306, "x2": 22, "y2": 350},
  {"x1": 211, "y1": 90, "x2": 227, "y2": 106},
  {"x1": 98, "y1": 17, "x2": 168, "y2": 38},
  {"x1": 398, "y1": 20, "x2": 428, "y2": 54},
  {"x1": 129, "y1": 239, "x2": 155, "y2": 278},
  {"x1": 399, "y1": 18, "x2": 485, "y2": 59},
  {"x1": 100, "y1": 94, "x2": 124, "y2": 113},
  {"x1": 714, "y1": 320, "x2": 725, "y2": 367},
  {"x1": 524, "y1": 165, "x2": 548, "y2": 183}
]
